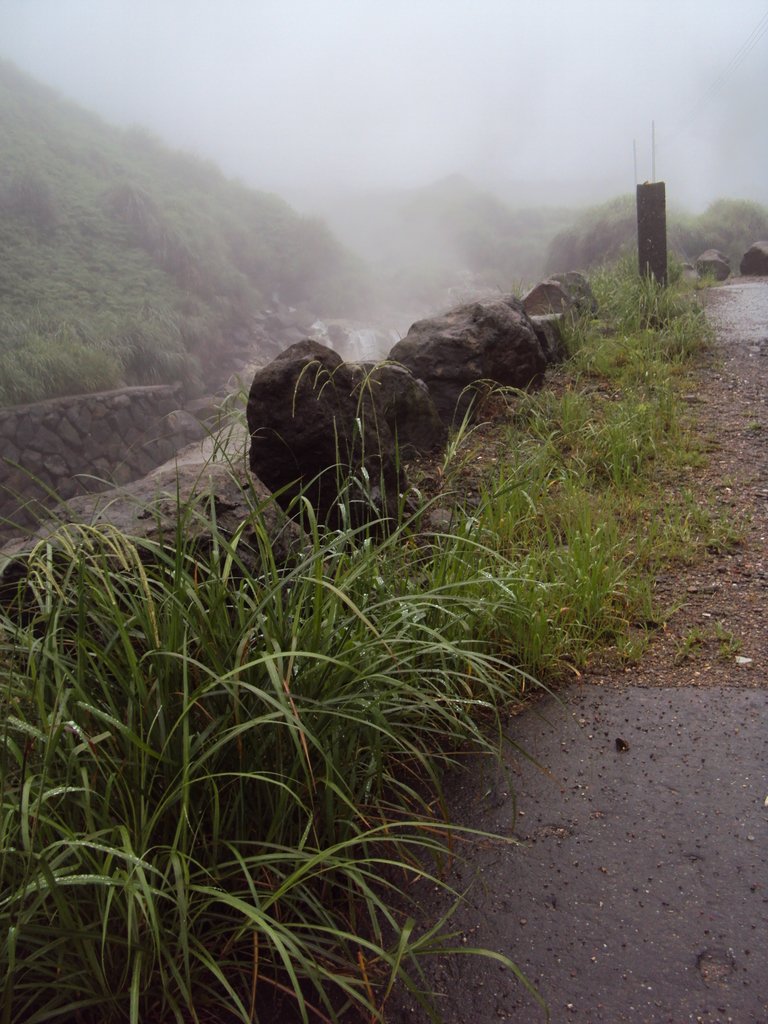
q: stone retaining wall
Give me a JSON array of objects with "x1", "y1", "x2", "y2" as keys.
[{"x1": 0, "y1": 385, "x2": 206, "y2": 535}]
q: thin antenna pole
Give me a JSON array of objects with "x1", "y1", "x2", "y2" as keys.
[
  {"x1": 633, "y1": 139, "x2": 638, "y2": 185},
  {"x1": 651, "y1": 121, "x2": 656, "y2": 182}
]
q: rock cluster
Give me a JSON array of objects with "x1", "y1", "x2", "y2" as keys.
[
  {"x1": 246, "y1": 276, "x2": 597, "y2": 526},
  {"x1": 2, "y1": 272, "x2": 595, "y2": 559},
  {"x1": 247, "y1": 340, "x2": 402, "y2": 526},
  {"x1": 388, "y1": 297, "x2": 546, "y2": 426}
]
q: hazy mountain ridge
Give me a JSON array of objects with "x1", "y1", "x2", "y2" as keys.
[
  {"x1": 0, "y1": 57, "x2": 583, "y2": 406},
  {"x1": 0, "y1": 60, "x2": 368, "y2": 404},
  {"x1": 292, "y1": 174, "x2": 578, "y2": 317}
]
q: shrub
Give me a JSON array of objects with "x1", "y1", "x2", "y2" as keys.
[{"x1": 547, "y1": 194, "x2": 768, "y2": 274}]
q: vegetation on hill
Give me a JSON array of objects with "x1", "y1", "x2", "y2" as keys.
[
  {"x1": 546, "y1": 193, "x2": 768, "y2": 272},
  {"x1": 673, "y1": 198, "x2": 768, "y2": 267},
  {"x1": 0, "y1": 60, "x2": 368, "y2": 406},
  {"x1": 1, "y1": 258, "x2": 731, "y2": 1023}
]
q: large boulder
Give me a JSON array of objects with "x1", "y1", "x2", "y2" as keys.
[
  {"x1": 547, "y1": 271, "x2": 598, "y2": 315},
  {"x1": 388, "y1": 299, "x2": 546, "y2": 425},
  {"x1": 522, "y1": 279, "x2": 576, "y2": 316},
  {"x1": 696, "y1": 249, "x2": 730, "y2": 281},
  {"x1": 247, "y1": 340, "x2": 401, "y2": 525},
  {"x1": 740, "y1": 241, "x2": 768, "y2": 276},
  {"x1": 348, "y1": 361, "x2": 447, "y2": 455}
]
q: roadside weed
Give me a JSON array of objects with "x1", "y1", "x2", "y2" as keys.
[
  {"x1": 674, "y1": 626, "x2": 708, "y2": 664},
  {"x1": 714, "y1": 621, "x2": 741, "y2": 659}
]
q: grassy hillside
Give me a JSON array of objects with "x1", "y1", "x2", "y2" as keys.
[
  {"x1": 0, "y1": 60, "x2": 368, "y2": 405},
  {"x1": 546, "y1": 193, "x2": 768, "y2": 273}
]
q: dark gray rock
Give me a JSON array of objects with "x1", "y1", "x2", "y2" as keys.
[
  {"x1": 89, "y1": 458, "x2": 112, "y2": 480},
  {"x1": 696, "y1": 249, "x2": 730, "y2": 281},
  {"x1": 56, "y1": 478, "x2": 78, "y2": 500},
  {"x1": 44, "y1": 454, "x2": 68, "y2": 479},
  {"x1": 247, "y1": 340, "x2": 401, "y2": 526},
  {"x1": 111, "y1": 463, "x2": 137, "y2": 486},
  {"x1": 2, "y1": 442, "x2": 20, "y2": 465},
  {"x1": 142, "y1": 437, "x2": 176, "y2": 465},
  {"x1": 547, "y1": 271, "x2": 598, "y2": 315},
  {"x1": 529, "y1": 314, "x2": 566, "y2": 364},
  {"x1": 160, "y1": 409, "x2": 207, "y2": 444},
  {"x1": 26, "y1": 424, "x2": 63, "y2": 456},
  {"x1": 522, "y1": 279, "x2": 576, "y2": 316},
  {"x1": 348, "y1": 361, "x2": 447, "y2": 455},
  {"x1": 12, "y1": 415, "x2": 44, "y2": 452},
  {"x1": 108, "y1": 405, "x2": 135, "y2": 436},
  {"x1": 0, "y1": 415, "x2": 18, "y2": 441},
  {"x1": 123, "y1": 424, "x2": 146, "y2": 447},
  {"x1": 64, "y1": 403, "x2": 93, "y2": 436},
  {"x1": 55, "y1": 416, "x2": 83, "y2": 448},
  {"x1": 740, "y1": 241, "x2": 768, "y2": 276},
  {"x1": 388, "y1": 299, "x2": 546, "y2": 425}
]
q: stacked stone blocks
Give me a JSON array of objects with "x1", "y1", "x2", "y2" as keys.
[{"x1": 0, "y1": 385, "x2": 204, "y2": 534}]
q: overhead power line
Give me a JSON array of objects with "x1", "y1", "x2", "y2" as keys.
[{"x1": 660, "y1": 7, "x2": 768, "y2": 145}]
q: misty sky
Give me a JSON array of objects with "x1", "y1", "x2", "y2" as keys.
[{"x1": 1, "y1": 0, "x2": 766, "y2": 211}]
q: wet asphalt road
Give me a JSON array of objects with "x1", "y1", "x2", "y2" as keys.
[
  {"x1": 393, "y1": 686, "x2": 768, "y2": 1024},
  {"x1": 706, "y1": 278, "x2": 768, "y2": 349}
]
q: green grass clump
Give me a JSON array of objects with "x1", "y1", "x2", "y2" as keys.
[
  {"x1": 0, "y1": 323, "x2": 121, "y2": 406},
  {"x1": 434, "y1": 260, "x2": 715, "y2": 674},
  {"x1": 0, "y1": 495, "x2": 542, "y2": 1023}
]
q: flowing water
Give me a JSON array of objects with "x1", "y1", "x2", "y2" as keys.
[{"x1": 309, "y1": 318, "x2": 402, "y2": 362}]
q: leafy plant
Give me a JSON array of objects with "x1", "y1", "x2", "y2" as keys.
[
  {"x1": 714, "y1": 621, "x2": 741, "y2": 659},
  {"x1": 0, "y1": 479, "x2": 544, "y2": 1022},
  {"x1": 674, "y1": 626, "x2": 707, "y2": 664}
]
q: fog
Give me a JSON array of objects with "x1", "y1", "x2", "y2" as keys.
[{"x1": 1, "y1": 0, "x2": 766, "y2": 215}]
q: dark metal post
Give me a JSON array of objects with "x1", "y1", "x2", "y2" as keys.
[{"x1": 636, "y1": 181, "x2": 667, "y2": 285}]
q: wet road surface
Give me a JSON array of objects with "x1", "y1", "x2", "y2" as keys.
[{"x1": 392, "y1": 686, "x2": 767, "y2": 1023}]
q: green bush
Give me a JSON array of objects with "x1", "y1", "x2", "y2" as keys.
[
  {"x1": 0, "y1": 494, "x2": 537, "y2": 1023},
  {"x1": 547, "y1": 194, "x2": 768, "y2": 273},
  {"x1": 672, "y1": 198, "x2": 768, "y2": 267}
]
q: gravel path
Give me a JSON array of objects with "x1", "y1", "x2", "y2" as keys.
[{"x1": 389, "y1": 278, "x2": 768, "y2": 1024}]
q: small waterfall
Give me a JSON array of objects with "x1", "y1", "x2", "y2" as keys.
[{"x1": 310, "y1": 320, "x2": 401, "y2": 363}]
